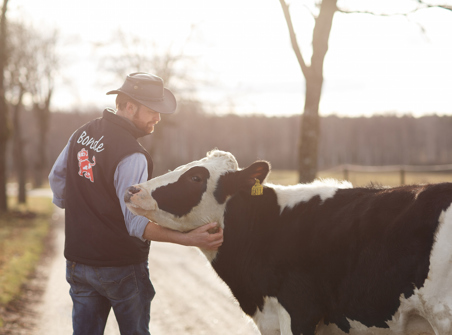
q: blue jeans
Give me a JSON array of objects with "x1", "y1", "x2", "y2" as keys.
[{"x1": 66, "y1": 260, "x2": 155, "y2": 335}]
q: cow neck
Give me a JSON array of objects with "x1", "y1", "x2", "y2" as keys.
[
  {"x1": 199, "y1": 215, "x2": 228, "y2": 263},
  {"x1": 102, "y1": 108, "x2": 150, "y2": 139},
  {"x1": 202, "y1": 249, "x2": 219, "y2": 263},
  {"x1": 207, "y1": 188, "x2": 271, "y2": 264}
]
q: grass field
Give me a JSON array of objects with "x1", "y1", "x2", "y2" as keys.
[
  {"x1": 268, "y1": 170, "x2": 452, "y2": 187},
  {"x1": 0, "y1": 197, "x2": 53, "y2": 326}
]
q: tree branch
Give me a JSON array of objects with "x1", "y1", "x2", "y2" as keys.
[
  {"x1": 338, "y1": 0, "x2": 452, "y2": 16},
  {"x1": 278, "y1": 0, "x2": 309, "y2": 78},
  {"x1": 417, "y1": 0, "x2": 452, "y2": 11}
]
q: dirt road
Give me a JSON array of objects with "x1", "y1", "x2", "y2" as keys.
[{"x1": 28, "y1": 206, "x2": 260, "y2": 335}]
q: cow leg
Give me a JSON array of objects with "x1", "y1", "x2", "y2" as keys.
[
  {"x1": 404, "y1": 314, "x2": 435, "y2": 335},
  {"x1": 415, "y1": 205, "x2": 452, "y2": 335},
  {"x1": 278, "y1": 299, "x2": 322, "y2": 335},
  {"x1": 276, "y1": 303, "x2": 293, "y2": 335},
  {"x1": 253, "y1": 297, "x2": 282, "y2": 335}
]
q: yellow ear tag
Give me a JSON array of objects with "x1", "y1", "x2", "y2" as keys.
[{"x1": 251, "y1": 178, "x2": 263, "y2": 196}]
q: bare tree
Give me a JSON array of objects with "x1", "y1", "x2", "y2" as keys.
[
  {"x1": 11, "y1": 95, "x2": 26, "y2": 203},
  {"x1": 0, "y1": 0, "x2": 10, "y2": 212},
  {"x1": 279, "y1": 0, "x2": 336, "y2": 183},
  {"x1": 99, "y1": 27, "x2": 200, "y2": 101},
  {"x1": 6, "y1": 21, "x2": 36, "y2": 203},
  {"x1": 278, "y1": 0, "x2": 452, "y2": 183},
  {"x1": 29, "y1": 29, "x2": 59, "y2": 187}
]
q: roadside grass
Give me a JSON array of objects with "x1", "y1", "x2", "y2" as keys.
[
  {"x1": 0, "y1": 196, "x2": 53, "y2": 327},
  {"x1": 268, "y1": 170, "x2": 452, "y2": 187}
]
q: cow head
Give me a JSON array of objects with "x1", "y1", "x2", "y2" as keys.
[{"x1": 124, "y1": 150, "x2": 270, "y2": 238}]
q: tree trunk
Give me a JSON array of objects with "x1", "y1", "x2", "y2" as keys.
[
  {"x1": 33, "y1": 89, "x2": 52, "y2": 188},
  {"x1": 12, "y1": 90, "x2": 26, "y2": 204},
  {"x1": 297, "y1": 0, "x2": 337, "y2": 183},
  {"x1": 0, "y1": 0, "x2": 10, "y2": 212},
  {"x1": 298, "y1": 73, "x2": 323, "y2": 182}
]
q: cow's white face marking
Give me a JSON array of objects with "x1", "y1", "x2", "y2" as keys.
[{"x1": 126, "y1": 150, "x2": 239, "y2": 259}]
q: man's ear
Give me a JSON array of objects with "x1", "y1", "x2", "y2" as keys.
[
  {"x1": 237, "y1": 161, "x2": 270, "y2": 191},
  {"x1": 126, "y1": 101, "x2": 138, "y2": 116}
]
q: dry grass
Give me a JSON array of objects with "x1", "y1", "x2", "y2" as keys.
[{"x1": 0, "y1": 197, "x2": 53, "y2": 326}]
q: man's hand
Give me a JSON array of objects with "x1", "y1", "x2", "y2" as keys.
[
  {"x1": 142, "y1": 221, "x2": 223, "y2": 250},
  {"x1": 185, "y1": 222, "x2": 224, "y2": 250}
]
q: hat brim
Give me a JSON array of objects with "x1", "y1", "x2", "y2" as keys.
[{"x1": 106, "y1": 88, "x2": 177, "y2": 114}]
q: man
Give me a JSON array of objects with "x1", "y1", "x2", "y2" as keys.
[{"x1": 49, "y1": 72, "x2": 223, "y2": 335}]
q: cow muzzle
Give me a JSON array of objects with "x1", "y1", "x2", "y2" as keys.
[
  {"x1": 124, "y1": 186, "x2": 158, "y2": 213},
  {"x1": 124, "y1": 186, "x2": 142, "y2": 203}
]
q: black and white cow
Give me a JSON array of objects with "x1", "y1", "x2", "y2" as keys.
[{"x1": 125, "y1": 150, "x2": 452, "y2": 335}]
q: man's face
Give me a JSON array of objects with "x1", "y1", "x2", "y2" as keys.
[{"x1": 131, "y1": 104, "x2": 161, "y2": 134}]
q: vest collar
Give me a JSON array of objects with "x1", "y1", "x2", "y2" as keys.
[{"x1": 103, "y1": 108, "x2": 150, "y2": 139}]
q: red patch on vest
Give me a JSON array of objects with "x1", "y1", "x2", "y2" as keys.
[{"x1": 77, "y1": 148, "x2": 96, "y2": 183}]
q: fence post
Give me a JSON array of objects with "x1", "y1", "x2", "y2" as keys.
[
  {"x1": 400, "y1": 169, "x2": 405, "y2": 186},
  {"x1": 344, "y1": 168, "x2": 349, "y2": 181}
]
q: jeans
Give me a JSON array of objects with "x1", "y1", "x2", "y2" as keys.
[{"x1": 66, "y1": 260, "x2": 155, "y2": 335}]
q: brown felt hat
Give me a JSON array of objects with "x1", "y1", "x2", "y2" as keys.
[{"x1": 106, "y1": 72, "x2": 177, "y2": 114}]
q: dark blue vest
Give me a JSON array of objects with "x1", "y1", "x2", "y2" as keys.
[{"x1": 64, "y1": 109, "x2": 153, "y2": 266}]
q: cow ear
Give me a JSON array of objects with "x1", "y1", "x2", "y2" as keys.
[
  {"x1": 214, "y1": 161, "x2": 271, "y2": 204},
  {"x1": 239, "y1": 161, "x2": 270, "y2": 190}
]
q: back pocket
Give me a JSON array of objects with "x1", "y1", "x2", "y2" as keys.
[{"x1": 96, "y1": 265, "x2": 138, "y2": 301}]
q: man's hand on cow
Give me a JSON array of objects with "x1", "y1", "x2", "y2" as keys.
[
  {"x1": 142, "y1": 221, "x2": 223, "y2": 250},
  {"x1": 185, "y1": 222, "x2": 224, "y2": 250}
]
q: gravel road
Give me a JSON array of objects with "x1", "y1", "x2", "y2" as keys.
[{"x1": 25, "y1": 206, "x2": 260, "y2": 335}]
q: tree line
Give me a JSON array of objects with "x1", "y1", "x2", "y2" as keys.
[
  {"x1": 6, "y1": 107, "x2": 452, "y2": 183},
  {"x1": 0, "y1": 0, "x2": 60, "y2": 211}
]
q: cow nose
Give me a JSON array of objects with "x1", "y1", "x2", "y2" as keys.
[
  {"x1": 129, "y1": 186, "x2": 141, "y2": 194},
  {"x1": 124, "y1": 186, "x2": 142, "y2": 203}
]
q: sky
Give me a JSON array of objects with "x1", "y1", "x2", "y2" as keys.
[{"x1": 7, "y1": 0, "x2": 452, "y2": 117}]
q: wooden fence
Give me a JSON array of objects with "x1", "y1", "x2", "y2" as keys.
[{"x1": 323, "y1": 164, "x2": 452, "y2": 186}]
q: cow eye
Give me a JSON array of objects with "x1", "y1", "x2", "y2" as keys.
[{"x1": 191, "y1": 176, "x2": 202, "y2": 182}]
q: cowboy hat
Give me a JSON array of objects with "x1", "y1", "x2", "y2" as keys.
[{"x1": 106, "y1": 72, "x2": 177, "y2": 114}]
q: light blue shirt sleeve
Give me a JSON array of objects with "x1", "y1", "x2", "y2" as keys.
[
  {"x1": 49, "y1": 135, "x2": 73, "y2": 209},
  {"x1": 114, "y1": 153, "x2": 150, "y2": 241}
]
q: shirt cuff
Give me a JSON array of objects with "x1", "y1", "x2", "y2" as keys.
[
  {"x1": 129, "y1": 216, "x2": 150, "y2": 242},
  {"x1": 52, "y1": 197, "x2": 65, "y2": 209}
]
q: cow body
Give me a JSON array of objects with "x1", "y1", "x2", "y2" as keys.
[{"x1": 125, "y1": 150, "x2": 452, "y2": 335}]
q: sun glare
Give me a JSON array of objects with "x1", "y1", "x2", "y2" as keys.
[{"x1": 9, "y1": 0, "x2": 452, "y2": 117}]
